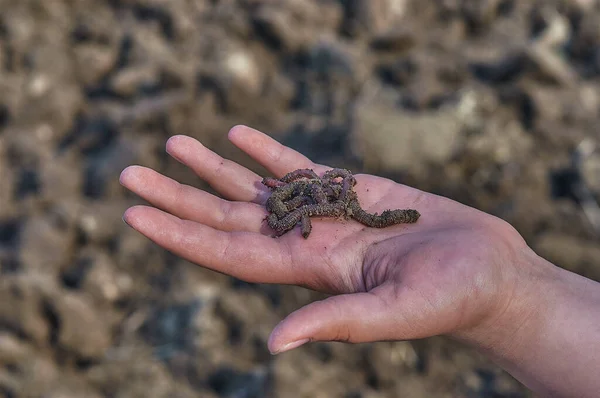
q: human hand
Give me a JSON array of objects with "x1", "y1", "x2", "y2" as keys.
[{"x1": 119, "y1": 125, "x2": 540, "y2": 354}]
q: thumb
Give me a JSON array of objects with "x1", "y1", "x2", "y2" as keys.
[{"x1": 268, "y1": 286, "x2": 409, "y2": 354}]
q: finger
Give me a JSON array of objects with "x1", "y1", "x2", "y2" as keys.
[
  {"x1": 267, "y1": 284, "x2": 431, "y2": 354},
  {"x1": 228, "y1": 125, "x2": 330, "y2": 178},
  {"x1": 166, "y1": 135, "x2": 268, "y2": 203},
  {"x1": 123, "y1": 205, "x2": 297, "y2": 285},
  {"x1": 120, "y1": 166, "x2": 268, "y2": 233},
  {"x1": 268, "y1": 293, "x2": 390, "y2": 354}
]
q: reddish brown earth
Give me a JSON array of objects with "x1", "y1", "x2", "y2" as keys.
[{"x1": 1, "y1": 1, "x2": 599, "y2": 397}]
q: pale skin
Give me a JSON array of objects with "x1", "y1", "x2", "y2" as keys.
[{"x1": 120, "y1": 125, "x2": 600, "y2": 397}]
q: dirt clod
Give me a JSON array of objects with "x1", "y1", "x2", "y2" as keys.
[{"x1": 0, "y1": 1, "x2": 598, "y2": 397}]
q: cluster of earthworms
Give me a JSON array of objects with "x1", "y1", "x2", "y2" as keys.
[{"x1": 261, "y1": 168, "x2": 420, "y2": 238}]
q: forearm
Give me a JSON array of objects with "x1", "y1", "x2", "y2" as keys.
[{"x1": 461, "y1": 249, "x2": 600, "y2": 397}]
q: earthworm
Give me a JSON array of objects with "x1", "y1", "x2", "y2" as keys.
[{"x1": 262, "y1": 168, "x2": 420, "y2": 237}]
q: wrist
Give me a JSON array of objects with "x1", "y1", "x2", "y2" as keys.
[
  {"x1": 452, "y1": 246, "x2": 556, "y2": 359},
  {"x1": 454, "y1": 247, "x2": 600, "y2": 397}
]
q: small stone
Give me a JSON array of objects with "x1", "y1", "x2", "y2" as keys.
[
  {"x1": 370, "y1": 27, "x2": 417, "y2": 52},
  {"x1": 84, "y1": 136, "x2": 139, "y2": 199},
  {"x1": 525, "y1": 85, "x2": 563, "y2": 125},
  {"x1": 367, "y1": 342, "x2": 418, "y2": 387},
  {"x1": 0, "y1": 276, "x2": 51, "y2": 345},
  {"x1": 0, "y1": 332, "x2": 32, "y2": 363},
  {"x1": 460, "y1": 0, "x2": 505, "y2": 35},
  {"x1": 207, "y1": 366, "x2": 270, "y2": 398},
  {"x1": 251, "y1": 1, "x2": 342, "y2": 53},
  {"x1": 62, "y1": 247, "x2": 132, "y2": 304},
  {"x1": 463, "y1": 370, "x2": 484, "y2": 391},
  {"x1": 73, "y1": 44, "x2": 118, "y2": 86},
  {"x1": 493, "y1": 373, "x2": 521, "y2": 395},
  {"x1": 341, "y1": 0, "x2": 407, "y2": 36},
  {"x1": 47, "y1": 291, "x2": 112, "y2": 360},
  {"x1": 110, "y1": 66, "x2": 159, "y2": 97},
  {"x1": 77, "y1": 201, "x2": 126, "y2": 243},
  {"x1": 581, "y1": 150, "x2": 600, "y2": 193},
  {"x1": 252, "y1": 7, "x2": 297, "y2": 52},
  {"x1": 140, "y1": 300, "x2": 204, "y2": 353},
  {"x1": 309, "y1": 38, "x2": 368, "y2": 83},
  {"x1": 220, "y1": 48, "x2": 264, "y2": 96},
  {"x1": 28, "y1": 74, "x2": 51, "y2": 97},
  {"x1": 0, "y1": 332, "x2": 64, "y2": 395},
  {"x1": 40, "y1": 151, "x2": 83, "y2": 203},
  {"x1": 116, "y1": 228, "x2": 155, "y2": 270},
  {"x1": 20, "y1": 213, "x2": 76, "y2": 273},
  {"x1": 526, "y1": 11, "x2": 577, "y2": 86},
  {"x1": 526, "y1": 44, "x2": 578, "y2": 87}
]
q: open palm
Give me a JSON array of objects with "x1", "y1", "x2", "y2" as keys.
[{"x1": 120, "y1": 125, "x2": 531, "y2": 354}]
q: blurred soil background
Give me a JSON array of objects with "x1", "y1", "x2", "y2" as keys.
[{"x1": 1, "y1": 0, "x2": 600, "y2": 397}]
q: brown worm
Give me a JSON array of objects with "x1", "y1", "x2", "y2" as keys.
[{"x1": 261, "y1": 168, "x2": 420, "y2": 238}]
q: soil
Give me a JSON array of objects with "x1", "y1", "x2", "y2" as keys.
[{"x1": 1, "y1": 0, "x2": 599, "y2": 397}]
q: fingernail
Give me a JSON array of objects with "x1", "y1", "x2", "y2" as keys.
[
  {"x1": 271, "y1": 338, "x2": 310, "y2": 355},
  {"x1": 165, "y1": 146, "x2": 181, "y2": 161}
]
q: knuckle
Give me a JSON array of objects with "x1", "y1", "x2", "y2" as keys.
[
  {"x1": 333, "y1": 324, "x2": 352, "y2": 343},
  {"x1": 170, "y1": 218, "x2": 187, "y2": 247},
  {"x1": 217, "y1": 200, "x2": 233, "y2": 226},
  {"x1": 213, "y1": 157, "x2": 228, "y2": 176},
  {"x1": 173, "y1": 182, "x2": 186, "y2": 205},
  {"x1": 272, "y1": 146, "x2": 285, "y2": 164}
]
